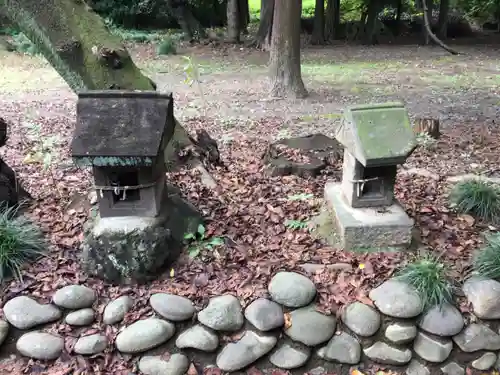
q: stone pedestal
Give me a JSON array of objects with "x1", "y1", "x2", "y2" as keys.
[
  {"x1": 324, "y1": 182, "x2": 413, "y2": 251},
  {"x1": 81, "y1": 189, "x2": 201, "y2": 284}
]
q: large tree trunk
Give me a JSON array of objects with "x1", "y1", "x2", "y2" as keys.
[
  {"x1": 251, "y1": 0, "x2": 274, "y2": 49},
  {"x1": 0, "y1": 0, "x2": 215, "y2": 185},
  {"x1": 1, "y1": 0, "x2": 153, "y2": 91},
  {"x1": 311, "y1": 0, "x2": 325, "y2": 44},
  {"x1": 269, "y1": 0, "x2": 307, "y2": 98},
  {"x1": 437, "y1": 0, "x2": 449, "y2": 39},
  {"x1": 238, "y1": 0, "x2": 250, "y2": 34},
  {"x1": 227, "y1": 0, "x2": 240, "y2": 42},
  {"x1": 168, "y1": 0, "x2": 206, "y2": 41}
]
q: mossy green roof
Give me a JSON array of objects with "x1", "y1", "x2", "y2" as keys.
[{"x1": 337, "y1": 102, "x2": 416, "y2": 167}]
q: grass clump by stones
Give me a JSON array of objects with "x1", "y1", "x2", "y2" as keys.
[
  {"x1": 449, "y1": 179, "x2": 500, "y2": 222},
  {"x1": 472, "y1": 232, "x2": 500, "y2": 280},
  {"x1": 395, "y1": 253, "x2": 453, "y2": 310},
  {"x1": 6, "y1": 32, "x2": 39, "y2": 55},
  {"x1": 0, "y1": 203, "x2": 46, "y2": 283},
  {"x1": 157, "y1": 37, "x2": 177, "y2": 55}
]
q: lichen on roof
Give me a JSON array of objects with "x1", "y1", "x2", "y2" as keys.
[{"x1": 338, "y1": 102, "x2": 416, "y2": 166}]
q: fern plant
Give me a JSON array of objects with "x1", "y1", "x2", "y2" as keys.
[
  {"x1": 285, "y1": 219, "x2": 309, "y2": 230},
  {"x1": 184, "y1": 224, "x2": 224, "y2": 258}
]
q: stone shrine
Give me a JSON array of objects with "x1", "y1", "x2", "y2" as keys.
[
  {"x1": 325, "y1": 102, "x2": 416, "y2": 251},
  {"x1": 71, "y1": 90, "x2": 201, "y2": 284}
]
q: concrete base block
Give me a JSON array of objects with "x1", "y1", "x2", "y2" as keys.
[
  {"x1": 81, "y1": 189, "x2": 201, "y2": 284},
  {"x1": 324, "y1": 182, "x2": 414, "y2": 251}
]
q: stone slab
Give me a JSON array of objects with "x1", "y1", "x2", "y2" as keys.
[{"x1": 324, "y1": 182, "x2": 413, "y2": 250}]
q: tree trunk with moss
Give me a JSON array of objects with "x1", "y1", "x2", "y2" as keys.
[
  {"x1": 269, "y1": 0, "x2": 307, "y2": 98},
  {"x1": 0, "y1": 0, "x2": 212, "y2": 182}
]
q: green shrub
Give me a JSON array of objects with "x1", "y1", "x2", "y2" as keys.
[
  {"x1": 249, "y1": 0, "x2": 316, "y2": 20},
  {"x1": 0, "y1": 26, "x2": 19, "y2": 36},
  {"x1": 449, "y1": 179, "x2": 500, "y2": 222},
  {"x1": 90, "y1": 0, "x2": 226, "y2": 29},
  {"x1": 395, "y1": 254, "x2": 453, "y2": 310},
  {"x1": 157, "y1": 37, "x2": 177, "y2": 55},
  {"x1": 0, "y1": 204, "x2": 47, "y2": 283},
  {"x1": 302, "y1": 0, "x2": 316, "y2": 18},
  {"x1": 472, "y1": 232, "x2": 500, "y2": 280},
  {"x1": 110, "y1": 26, "x2": 163, "y2": 43},
  {"x1": 7, "y1": 32, "x2": 39, "y2": 55}
]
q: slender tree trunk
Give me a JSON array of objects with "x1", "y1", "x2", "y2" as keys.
[
  {"x1": 437, "y1": 0, "x2": 449, "y2": 39},
  {"x1": 312, "y1": 0, "x2": 325, "y2": 44},
  {"x1": 363, "y1": 0, "x2": 380, "y2": 44},
  {"x1": 251, "y1": 0, "x2": 274, "y2": 49},
  {"x1": 333, "y1": 0, "x2": 341, "y2": 38},
  {"x1": 395, "y1": 0, "x2": 403, "y2": 36},
  {"x1": 325, "y1": 0, "x2": 334, "y2": 39},
  {"x1": 421, "y1": 0, "x2": 459, "y2": 54},
  {"x1": 238, "y1": 0, "x2": 249, "y2": 34},
  {"x1": 227, "y1": 0, "x2": 240, "y2": 42},
  {"x1": 422, "y1": 0, "x2": 432, "y2": 45},
  {"x1": 269, "y1": 0, "x2": 307, "y2": 98}
]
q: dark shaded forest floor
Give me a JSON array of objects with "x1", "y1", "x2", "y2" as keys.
[{"x1": 0, "y1": 39, "x2": 500, "y2": 373}]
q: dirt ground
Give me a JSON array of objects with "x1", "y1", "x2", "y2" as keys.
[
  {"x1": 2, "y1": 39, "x2": 500, "y2": 129},
  {"x1": 0, "y1": 39, "x2": 500, "y2": 374}
]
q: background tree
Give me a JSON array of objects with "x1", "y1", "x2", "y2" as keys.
[
  {"x1": 325, "y1": 0, "x2": 341, "y2": 40},
  {"x1": 363, "y1": 0, "x2": 382, "y2": 44},
  {"x1": 269, "y1": 0, "x2": 308, "y2": 98},
  {"x1": 167, "y1": 0, "x2": 207, "y2": 41},
  {"x1": 239, "y1": 0, "x2": 250, "y2": 34},
  {"x1": 312, "y1": 0, "x2": 326, "y2": 44},
  {"x1": 252, "y1": 0, "x2": 275, "y2": 49},
  {"x1": 227, "y1": 0, "x2": 241, "y2": 42},
  {"x1": 437, "y1": 0, "x2": 450, "y2": 38}
]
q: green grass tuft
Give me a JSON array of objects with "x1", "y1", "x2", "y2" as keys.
[
  {"x1": 449, "y1": 179, "x2": 500, "y2": 222},
  {"x1": 0, "y1": 203, "x2": 47, "y2": 283},
  {"x1": 472, "y1": 232, "x2": 500, "y2": 280},
  {"x1": 157, "y1": 37, "x2": 177, "y2": 55},
  {"x1": 395, "y1": 253, "x2": 453, "y2": 310},
  {"x1": 7, "y1": 33, "x2": 39, "y2": 55},
  {"x1": 110, "y1": 26, "x2": 163, "y2": 43}
]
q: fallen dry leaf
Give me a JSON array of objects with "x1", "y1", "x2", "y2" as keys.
[{"x1": 283, "y1": 312, "x2": 292, "y2": 329}]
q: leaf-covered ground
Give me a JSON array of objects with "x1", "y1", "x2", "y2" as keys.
[{"x1": 0, "y1": 41, "x2": 500, "y2": 373}]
